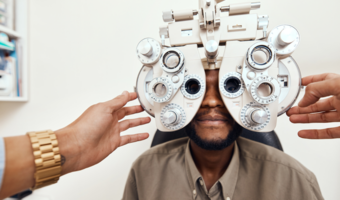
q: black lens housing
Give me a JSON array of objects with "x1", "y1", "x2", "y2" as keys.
[
  {"x1": 224, "y1": 77, "x2": 241, "y2": 93},
  {"x1": 185, "y1": 79, "x2": 201, "y2": 95}
]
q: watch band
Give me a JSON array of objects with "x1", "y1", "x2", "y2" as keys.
[{"x1": 27, "y1": 130, "x2": 61, "y2": 190}]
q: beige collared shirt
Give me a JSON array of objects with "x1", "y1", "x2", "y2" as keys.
[
  {"x1": 123, "y1": 137, "x2": 323, "y2": 200},
  {"x1": 185, "y1": 141, "x2": 239, "y2": 200}
]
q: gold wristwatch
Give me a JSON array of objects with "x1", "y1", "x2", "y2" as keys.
[{"x1": 27, "y1": 130, "x2": 62, "y2": 189}]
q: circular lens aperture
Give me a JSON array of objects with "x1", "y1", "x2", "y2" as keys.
[
  {"x1": 219, "y1": 72, "x2": 244, "y2": 98},
  {"x1": 163, "y1": 51, "x2": 180, "y2": 69},
  {"x1": 154, "y1": 83, "x2": 167, "y2": 97},
  {"x1": 149, "y1": 77, "x2": 173, "y2": 103},
  {"x1": 185, "y1": 79, "x2": 201, "y2": 95},
  {"x1": 246, "y1": 42, "x2": 275, "y2": 70},
  {"x1": 160, "y1": 48, "x2": 185, "y2": 73},
  {"x1": 257, "y1": 83, "x2": 273, "y2": 97},
  {"x1": 224, "y1": 77, "x2": 241, "y2": 94},
  {"x1": 181, "y1": 74, "x2": 205, "y2": 99},
  {"x1": 252, "y1": 50, "x2": 269, "y2": 65},
  {"x1": 251, "y1": 45, "x2": 272, "y2": 66},
  {"x1": 250, "y1": 75, "x2": 281, "y2": 104}
]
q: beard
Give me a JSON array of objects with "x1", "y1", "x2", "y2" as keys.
[{"x1": 185, "y1": 117, "x2": 243, "y2": 151}]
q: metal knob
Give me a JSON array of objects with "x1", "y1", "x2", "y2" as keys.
[
  {"x1": 278, "y1": 27, "x2": 297, "y2": 46},
  {"x1": 250, "y1": 109, "x2": 268, "y2": 124},
  {"x1": 164, "y1": 52, "x2": 180, "y2": 69},
  {"x1": 162, "y1": 10, "x2": 174, "y2": 22},
  {"x1": 163, "y1": 109, "x2": 181, "y2": 125},
  {"x1": 138, "y1": 40, "x2": 153, "y2": 57},
  {"x1": 205, "y1": 40, "x2": 219, "y2": 58}
]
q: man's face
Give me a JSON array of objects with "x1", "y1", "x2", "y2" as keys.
[{"x1": 185, "y1": 69, "x2": 242, "y2": 150}]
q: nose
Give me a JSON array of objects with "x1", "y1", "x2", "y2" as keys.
[
  {"x1": 201, "y1": 85, "x2": 225, "y2": 108},
  {"x1": 201, "y1": 70, "x2": 225, "y2": 109}
]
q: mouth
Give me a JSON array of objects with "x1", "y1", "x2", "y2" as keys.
[{"x1": 195, "y1": 115, "x2": 231, "y2": 126}]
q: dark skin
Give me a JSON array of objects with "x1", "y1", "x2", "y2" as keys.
[{"x1": 190, "y1": 69, "x2": 236, "y2": 191}]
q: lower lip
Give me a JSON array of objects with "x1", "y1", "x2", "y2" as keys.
[{"x1": 196, "y1": 120, "x2": 228, "y2": 126}]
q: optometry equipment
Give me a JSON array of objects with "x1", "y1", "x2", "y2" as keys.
[{"x1": 135, "y1": 0, "x2": 301, "y2": 132}]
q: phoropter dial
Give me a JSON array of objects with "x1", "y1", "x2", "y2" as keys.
[
  {"x1": 240, "y1": 103, "x2": 271, "y2": 131},
  {"x1": 160, "y1": 103, "x2": 186, "y2": 130},
  {"x1": 268, "y1": 25, "x2": 300, "y2": 57},
  {"x1": 250, "y1": 75, "x2": 281, "y2": 104},
  {"x1": 163, "y1": 109, "x2": 181, "y2": 125},
  {"x1": 136, "y1": 38, "x2": 162, "y2": 65},
  {"x1": 246, "y1": 42, "x2": 276, "y2": 70},
  {"x1": 161, "y1": 48, "x2": 185, "y2": 73},
  {"x1": 148, "y1": 77, "x2": 173, "y2": 103}
]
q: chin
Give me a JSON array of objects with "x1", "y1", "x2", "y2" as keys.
[{"x1": 185, "y1": 120, "x2": 242, "y2": 151}]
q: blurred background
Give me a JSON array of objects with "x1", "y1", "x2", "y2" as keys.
[{"x1": 0, "y1": 0, "x2": 339, "y2": 199}]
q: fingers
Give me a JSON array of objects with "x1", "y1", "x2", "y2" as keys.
[
  {"x1": 119, "y1": 117, "x2": 151, "y2": 132},
  {"x1": 117, "y1": 105, "x2": 144, "y2": 120},
  {"x1": 289, "y1": 111, "x2": 339, "y2": 123},
  {"x1": 105, "y1": 91, "x2": 138, "y2": 112},
  {"x1": 298, "y1": 78, "x2": 340, "y2": 107},
  {"x1": 119, "y1": 133, "x2": 149, "y2": 147},
  {"x1": 287, "y1": 98, "x2": 335, "y2": 116},
  {"x1": 301, "y1": 73, "x2": 339, "y2": 86},
  {"x1": 298, "y1": 127, "x2": 340, "y2": 139}
]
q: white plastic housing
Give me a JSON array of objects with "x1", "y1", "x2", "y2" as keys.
[
  {"x1": 136, "y1": 44, "x2": 206, "y2": 132},
  {"x1": 219, "y1": 41, "x2": 279, "y2": 132},
  {"x1": 135, "y1": 0, "x2": 302, "y2": 133}
]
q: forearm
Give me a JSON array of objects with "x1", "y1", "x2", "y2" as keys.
[
  {"x1": 0, "y1": 135, "x2": 35, "y2": 199},
  {"x1": 0, "y1": 91, "x2": 149, "y2": 198},
  {"x1": 0, "y1": 130, "x2": 77, "y2": 199},
  {"x1": 55, "y1": 128, "x2": 79, "y2": 176}
]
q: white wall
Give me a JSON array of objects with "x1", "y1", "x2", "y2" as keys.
[{"x1": 1, "y1": 0, "x2": 340, "y2": 199}]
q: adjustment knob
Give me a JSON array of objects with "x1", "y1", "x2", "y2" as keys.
[
  {"x1": 136, "y1": 38, "x2": 162, "y2": 65},
  {"x1": 160, "y1": 103, "x2": 187, "y2": 130},
  {"x1": 250, "y1": 108, "x2": 268, "y2": 124},
  {"x1": 163, "y1": 109, "x2": 181, "y2": 125},
  {"x1": 205, "y1": 40, "x2": 219, "y2": 58},
  {"x1": 278, "y1": 27, "x2": 297, "y2": 46},
  {"x1": 267, "y1": 25, "x2": 300, "y2": 57},
  {"x1": 240, "y1": 103, "x2": 271, "y2": 131},
  {"x1": 162, "y1": 10, "x2": 174, "y2": 22},
  {"x1": 138, "y1": 40, "x2": 153, "y2": 57}
]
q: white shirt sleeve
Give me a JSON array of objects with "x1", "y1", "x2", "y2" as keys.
[{"x1": 0, "y1": 138, "x2": 5, "y2": 190}]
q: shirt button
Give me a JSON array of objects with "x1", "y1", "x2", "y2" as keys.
[
  {"x1": 199, "y1": 179, "x2": 204, "y2": 186},
  {"x1": 226, "y1": 197, "x2": 231, "y2": 200},
  {"x1": 193, "y1": 189, "x2": 196, "y2": 195}
]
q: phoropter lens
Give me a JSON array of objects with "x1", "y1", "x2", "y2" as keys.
[
  {"x1": 163, "y1": 51, "x2": 180, "y2": 69},
  {"x1": 224, "y1": 77, "x2": 241, "y2": 93},
  {"x1": 185, "y1": 79, "x2": 201, "y2": 95},
  {"x1": 153, "y1": 83, "x2": 167, "y2": 97},
  {"x1": 251, "y1": 45, "x2": 272, "y2": 66}
]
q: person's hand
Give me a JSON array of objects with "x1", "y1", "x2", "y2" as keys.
[
  {"x1": 55, "y1": 91, "x2": 151, "y2": 175},
  {"x1": 287, "y1": 73, "x2": 340, "y2": 139}
]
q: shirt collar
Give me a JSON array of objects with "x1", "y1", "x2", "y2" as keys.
[{"x1": 185, "y1": 139, "x2": 240, "y2": 199}]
